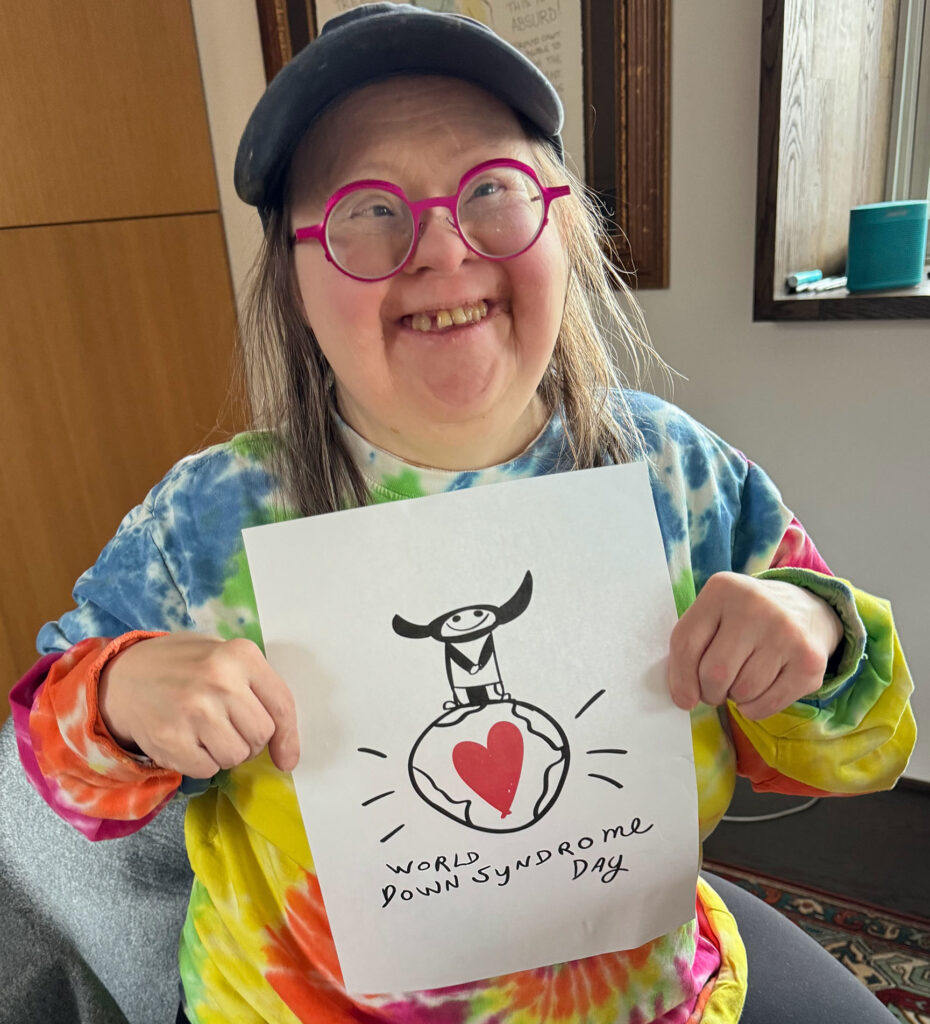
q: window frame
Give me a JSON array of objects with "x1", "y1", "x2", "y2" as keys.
[
  {"x1": 886, "y1": 0, "x2": 930, "y2": 205},
  {"x1": 753, "y1": 0, "x2": 930, "y2": 322}
]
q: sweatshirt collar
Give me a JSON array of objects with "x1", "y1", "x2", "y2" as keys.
[{"x1": 339, "y1": 409, "x2": 571, "y2": 501}]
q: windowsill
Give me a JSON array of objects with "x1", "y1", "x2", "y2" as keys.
[{"x1": 756, "y1": 275, "x2": 930, "y2": 321}]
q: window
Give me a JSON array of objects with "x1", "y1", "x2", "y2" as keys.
[
  {"x1": 886, "y1": 0, "x2": 930, "y2": 213},
  {"x1": 753, "y1": 0, "x2": 930, "y2": 320}
]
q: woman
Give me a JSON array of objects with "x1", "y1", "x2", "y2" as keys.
[{"x1": 12, "y1": 5, "x2": 913, "y2": 1022}]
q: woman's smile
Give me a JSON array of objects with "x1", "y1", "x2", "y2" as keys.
[{"x1": 402, "y1": 298, "x2": 490, "y2": 333}]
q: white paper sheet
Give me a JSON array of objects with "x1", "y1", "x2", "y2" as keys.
[
  {"x1": 312, "y1": 0, "x2": 586, "y2": 175},
  {"x1": 244, "y1": 462, "x2": 698, "y2": 993}
]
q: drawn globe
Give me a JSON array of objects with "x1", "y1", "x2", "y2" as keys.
[{"x1": 408, "y1": 700, "x2": 570, "y2": 833}]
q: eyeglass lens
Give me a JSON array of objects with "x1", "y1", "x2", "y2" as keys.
[{"x1": 325, "y1": 164, "x2": 546, "y2": 280}]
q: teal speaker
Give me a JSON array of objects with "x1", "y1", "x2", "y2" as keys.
[{"x1": 846, "y1": 200, "x2": 928, "y2": 292}]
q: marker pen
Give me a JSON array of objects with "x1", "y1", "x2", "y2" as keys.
[{"x1": 786, "y1": 269, "x2": 823, "y2": 289}]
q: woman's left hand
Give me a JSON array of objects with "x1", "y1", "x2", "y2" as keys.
[{"x1": 667, "y1": 572, "x2": 844, "y2": 720}]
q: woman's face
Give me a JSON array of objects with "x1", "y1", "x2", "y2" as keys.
[{"x1": 289, "y1": 76, "x2": 568, "y2": 470}]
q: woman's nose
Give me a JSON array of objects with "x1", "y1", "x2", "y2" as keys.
[{"x1": 402, "y1": 208, "x2": 472, "y2": 276}]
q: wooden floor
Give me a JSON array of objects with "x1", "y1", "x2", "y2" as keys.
[{"x1": 702, "y1": 777, "x2": 930, "y2": 919}]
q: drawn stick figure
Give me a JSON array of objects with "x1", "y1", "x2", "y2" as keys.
[{"x1": 392, "y1": 571, "x2": 533, "y2": 709}]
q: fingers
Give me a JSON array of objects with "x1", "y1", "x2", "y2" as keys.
[
  {"x1": 695, "y1": 629, "x2": 758, "y2": 707},
  {"x1": 669, "y1": 611, "x2": 754, "y2": 710},
  {"x1": 732, "y1": 666, "x2": 791, "y2": 722},
  {"x1": 202, "y1": 638, "x2": 299, "y2": 774},
  {"x1": 155, "y1": 692, "x2": 292, "y2": 777},
  {"x1": 246, "y1": 651, "x2": 300, "y2": 773},
  {"x1": 227, "y1": 701, "x2": 276, "y2": 761},
  {"x1": 267, "y1": 724, "x2": 301, "y2": 774},
  {"x1": 155, "y1": 742, "x2": 222, "y2": 779},
  {"x1": 134, "y1": 718, "x2": 223, "y2": 778},
  {"x1": 216, "y1": 638, "x2": 299, "y2": 772},
  {"x1": 735, "y1": 650, "x2": 826, "y2": 721},
  {"x1": 668, "y1": 573, "x2": 831, "y2": 718},
  {"x1": 667, "y1": 583, "x2": 724, "y2": 710},
  {"x1": 727, "y1": 648, "x2": 788, "y2": 707},
  {"x1": 102, "y1": 634, "x2": 299, "y2": 778}
]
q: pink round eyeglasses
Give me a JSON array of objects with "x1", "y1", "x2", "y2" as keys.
[{"x1": 292, "y1": 158, "x2": 570, "y2": 282}]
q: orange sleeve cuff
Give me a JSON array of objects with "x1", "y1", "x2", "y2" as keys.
[{"x1": 31, "y1": 632, "x2": 184, "y2": 821}]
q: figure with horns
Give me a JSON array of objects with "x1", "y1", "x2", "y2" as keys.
[{"x1": 392, "y1": 571, "x2": 533, "y2": 709}]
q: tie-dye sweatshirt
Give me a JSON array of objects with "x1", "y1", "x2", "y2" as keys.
[{"x1": 10, "y1": 391, "x2": 915, "y2": 1024}]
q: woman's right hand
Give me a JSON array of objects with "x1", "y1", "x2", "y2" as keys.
[{"x1": 97, "y1": 634, "x2": 299, "y2": 777}]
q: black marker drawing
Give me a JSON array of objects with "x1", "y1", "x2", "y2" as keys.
[
  {"x1": 380, "y1": 823, "x2": 405, "y2": 844},
  {"x1": 574, "y1": 689, "x2": 605, "y2": 719},
  {"x1": 358, "y1": 578, "x2": 632, "y2": 843},
  {"x1": 390, "y1": 571, "x2": 570, "y2": 834},
  {"x1": 392, "y1": 570, "x2": 533, "y2": 709}
]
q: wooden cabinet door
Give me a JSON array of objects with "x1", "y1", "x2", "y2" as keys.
[
  {"x1": 0, "y1": 2, "x2": 243, "y2": 700},
  {"x1": 0, "y1": 214, "x2": 241, "y2": 690},
  {"x1": 0, "y1": 0, "x2": 219, "y2": 226}
]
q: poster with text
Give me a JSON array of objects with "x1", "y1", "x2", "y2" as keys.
[
  {"x1": 243, "y1": 462, "x2": 699, "y2": 993},
  {"x1": 312, "y1": 0, "x2": 586, "y2": 174}
]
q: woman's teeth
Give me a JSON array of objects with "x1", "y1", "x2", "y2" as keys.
[{"x1": 409, "y1": 300, "x2": 488, "y2": 332}]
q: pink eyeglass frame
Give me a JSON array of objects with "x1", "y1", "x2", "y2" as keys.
[{"x1": 292, "y1": 158, "x2": 571, "y2": 282}]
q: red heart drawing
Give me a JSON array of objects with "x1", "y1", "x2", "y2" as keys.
[{"x1": 452, "y1": 721, "x2": 524, "y2": 818}]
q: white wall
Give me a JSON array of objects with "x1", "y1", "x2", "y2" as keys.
[
  {"x1": 192, "y1": 0, "x2": 928, "y2": 780},
  {"x1": 637, "y1": 2, "x2": 929, "y2": 780}
]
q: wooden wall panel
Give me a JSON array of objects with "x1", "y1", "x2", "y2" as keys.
[
  {"x1": 0, "y1": 214, "x2": 241, "y2": 686},
  {"x1": 0, "y1": 0, "x2": 219, "y2": 227},
  {"x1": 775, "y1": 0, "x2": 899, "y2": 279}
]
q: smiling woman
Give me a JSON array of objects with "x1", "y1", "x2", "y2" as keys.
[{"x1": 7, "y1": 4, "x2": 915, "y2": 1023}]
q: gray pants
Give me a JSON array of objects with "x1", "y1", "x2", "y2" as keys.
[{"x1": 704, "y1": 872, "x2": 898, "y2": 1022}]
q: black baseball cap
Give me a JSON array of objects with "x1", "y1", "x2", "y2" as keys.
[{"x1": 234, "y1": 2, "x2": 564, "y2": 222}]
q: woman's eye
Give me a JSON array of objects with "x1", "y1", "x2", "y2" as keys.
[
  {"x1": 352, "y1": 201, "x2": 396, "y2": 219},
  {"x1": 468, "y1": 180, "x2": 502, "y2": 201},
  {"x1": 337, "y1": 188, "x2": 403, "y2": 220}
]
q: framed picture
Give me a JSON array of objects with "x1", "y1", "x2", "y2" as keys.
[{"x1": 255, "y1": 0, "x2": 669, "y2": 288}]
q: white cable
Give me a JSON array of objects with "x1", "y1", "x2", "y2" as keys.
[{"x1": 721, "y1": 797, "x2": 820, "y2": 823}]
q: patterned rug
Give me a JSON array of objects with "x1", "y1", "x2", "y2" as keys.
[{"x1": 704, "y1": 862, "x2": 930, "y2": 1024}]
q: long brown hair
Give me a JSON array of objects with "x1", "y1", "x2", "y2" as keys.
[{"x1": 238, "y1": 136, "x2": 669, "y2": 517}]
